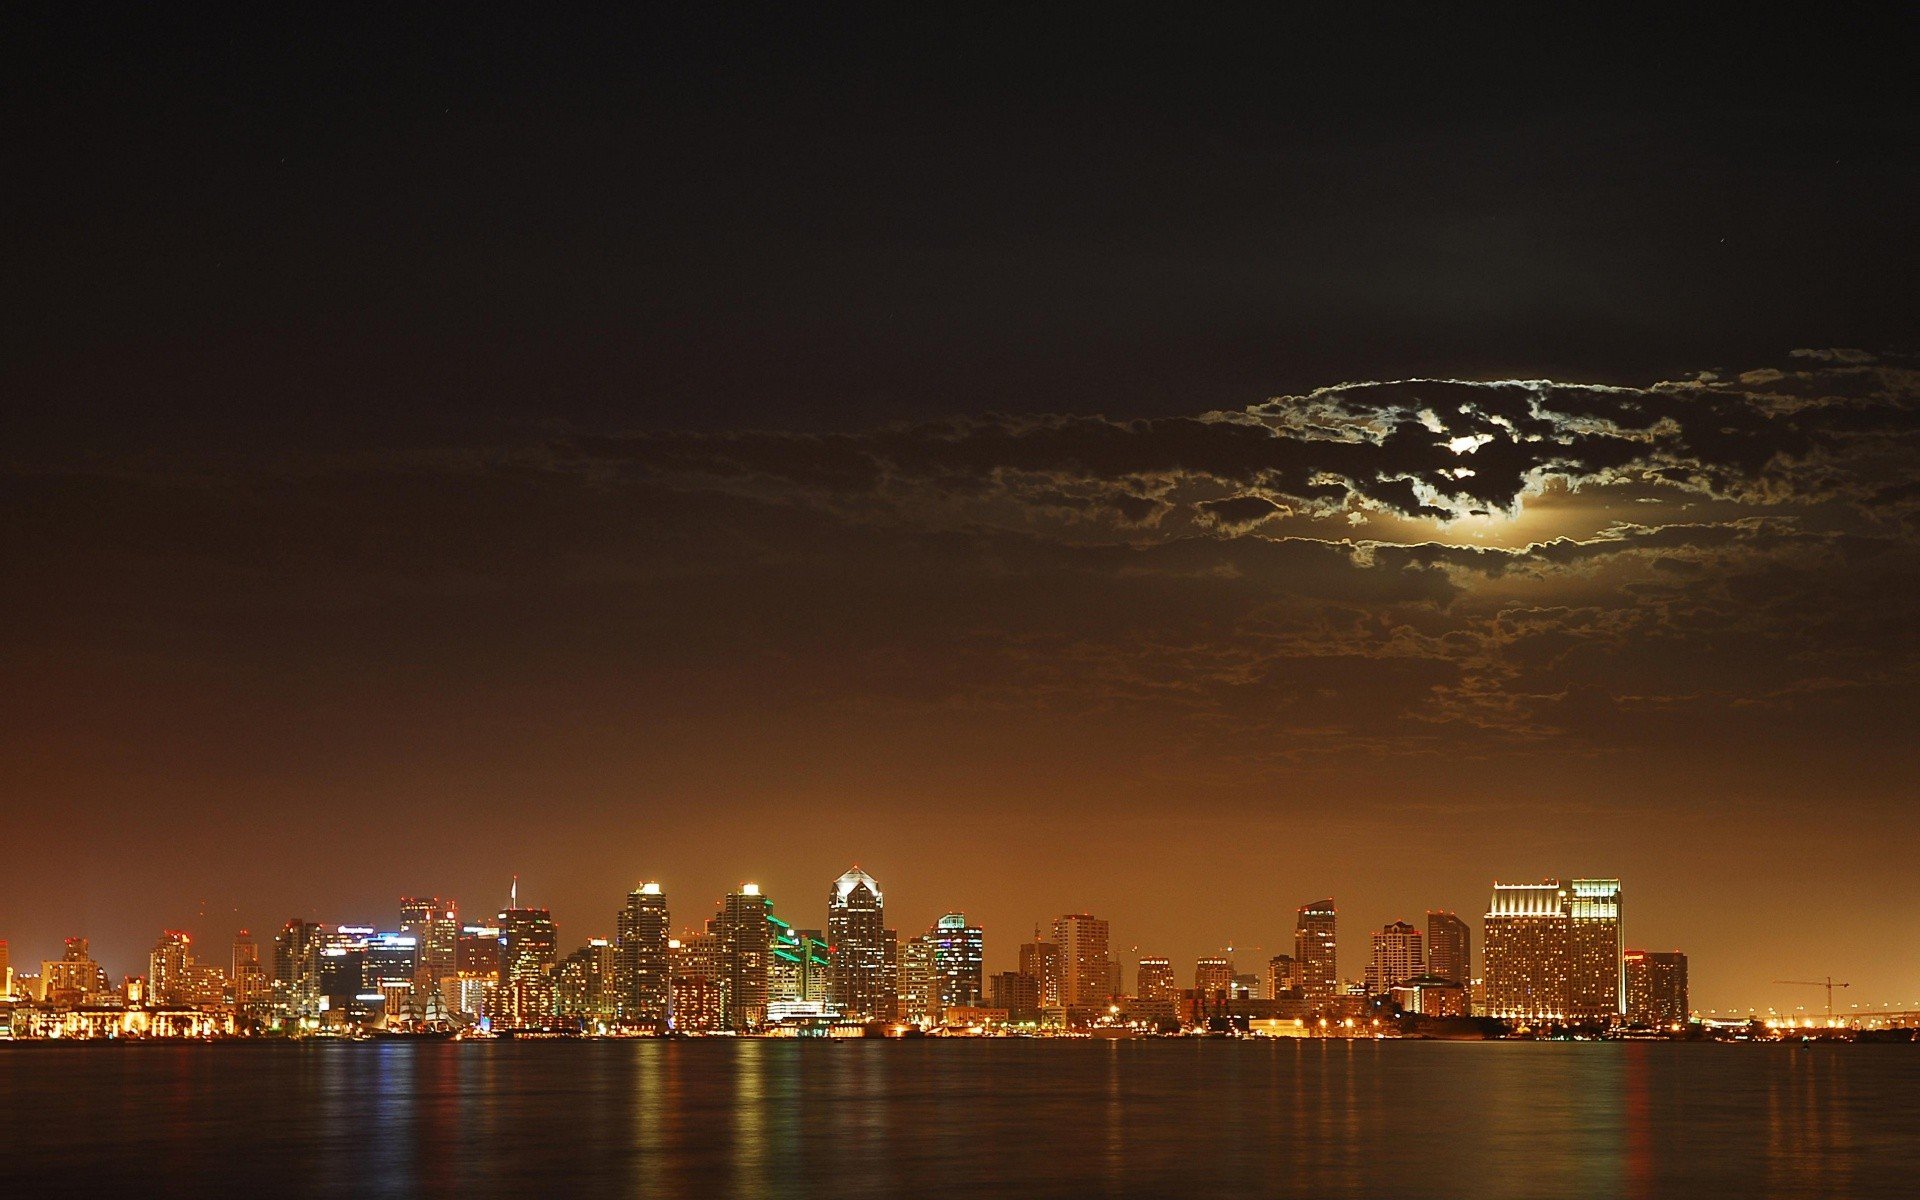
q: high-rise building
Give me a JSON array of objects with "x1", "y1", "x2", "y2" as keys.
[
  {"x1": 1483, "y1": 878, "x2": 1624, "y2": 1022},
  {"x1": 771, "y1": 920, "x2": 831, "y2": 1006},
  {"x1": 670, "y1": 930, "x2": 726, "y2": 1032},
  {"x1": 1195, "y1": 956, "x2": 1235, "y2": 998},
  {"x1": 1426, "y1": 911, "x2": 1471, "y2": 984},
  {"x1": 989, "y1": 970, "x2": 1041, "y2": 1022},
  {"x1": 498, "y1": 883, "x2": 559, "y2": 1028},
  {"x1": 1137, "y1": 957, "x2": 1175, "y2": 1002},
  {"x1": 1624, "y1": 950, "x2": 1688, "y2": 1027},
  {"x1": 1051, "y1": 914, "x2": 1112, "y2": 1009},
  {"x1": 1265, "y1": 954, "x2": 1297, "y2": 999},
  {"x1": 271, "y1": 921, "x2": 321, "y2": 1022},
  {"x1": 0, "y1": 939, "x2": 12, "y2": 999},
  {"x1": 1366, "y1": 922, "x2": 1424, "y2": 994},
  {"x1": 719, "y1": 884, "x2": 773, "y2": 1030},
  {"x1": 400, "y1": 897, "x2": 459, "y2": 991},
  {"x1": 616, "y1": 882, "x2": 671, "y2": 1028},
  {"x1": 1019, "y1": 934, "x2": 1062, "y2": 1008},
  {"x1": 231, "y1": 930, "x2": 268, "y2": 1015},
  {"x1": 1567, "y1": 879, "x2": 1623, "y2": 1019},
  {"x1": 556, "y1": 939, "x2": 619, "y2": 1024},
  {"x1": 899, "y1": 934, "x2": 939, "y2": 1025},
  {"x1": 931, "y1": 913, "x2": 984, "y2": 1012},
  {"x1": 149, "y1": 931, "x2": 194, "y2": 1006},
  {"x1": 1294, "y1": 900, "x2": 1338, "y2": 1002},
  {"x1": 827, "y1": 868, "x2": 889, "y2": 1022}
]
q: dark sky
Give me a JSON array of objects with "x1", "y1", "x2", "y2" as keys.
[{"x1": 6, "y1": 11, "x2": 1917, "y2": 1014}]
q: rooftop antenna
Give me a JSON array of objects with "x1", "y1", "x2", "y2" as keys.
[{"x1": 510, "y1": 875, "x2": 519, "y2": 909}]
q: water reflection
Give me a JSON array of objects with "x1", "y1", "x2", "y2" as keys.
[{"x1": 1, "y1": 1041, "x2": 1916, "y2": 1198}]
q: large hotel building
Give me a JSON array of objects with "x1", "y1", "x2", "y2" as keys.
[{"x1": 1483, "y1": 879, "x2": 1622, "y2": 1021}]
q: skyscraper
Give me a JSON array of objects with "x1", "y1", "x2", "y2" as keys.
[
  {"x1": 149, "y1": 930, "x2": 193, "y2": 1006},
  {"x1": 1426, "y1": 911, "x2": 1471, "y2": 984},
  {"x1": 827, "y1": 867, "x2": 889, "y2": 1022},
  {"x1": 989, "y1": 970, "x2": 1041, "y2": 1022},
  {"x1": 669, "y1": 929, "x2": 726, "y2": 1032},
  {"x1": 400, "y1": 897, "x2": 459, "y2": 991},
  {"x1": 1136, "y1": 957, "x2": 1175, "y2": 1002},
  {"x1": 1051, "y1": 914, "x2": 1111, "y2": 1009},
  {"x1": 899, "y1": 933, "x2": 939, "y2": 1025},
  {"x1": 1481, "y1": 878, "x2": 1622, "y2": 1021},
  {"x1": 1019, "y1": 933, "x2": 1061, "y2": 1008},
  {"x1": 556, "y1": 939, "x2": 619, "y2": 1024},
  {"x1": 931, "y1": 913, "x2": 984, "y2": 1012},
  {"x1": 1366, "y1": 921, "x2": 1424, "y2": 994},
  {"x1": 231, "y1": 930, "x2": 268, "y2": 1016},
  {"x1": 1624, "y1": 950, "x2": 1688, "y2": 1027},
  {"x1": 719, "y1": 884, "x2": 773, "y2": 1030},
  {"x1": 1567, "y1": 879, "x2": 1623, "y2": 1019},
  {"x1": 271, "y1": 920, "x2": 321, "y2": 1022},
  {"x1": 1294, "y1": 900, "x2": 1338, "y2": 1002},
  {"x1": 616, "y1": 882, "x2": 671, "y2": 1028},
  {"x1": 498, "y1": 882, "x2": 558, "y2": 1028}
]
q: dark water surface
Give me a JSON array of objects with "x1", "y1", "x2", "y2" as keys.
[{"x1": 3, "y1": 1039, "x2": 1915, "y2": 1198}]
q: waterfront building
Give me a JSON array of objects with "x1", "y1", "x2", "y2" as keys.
[
  {"x1": 1567, "y1": 879, "x2": 1624, "y2": 1019},
  {"x1": 1294, "y1": 900, "x2": 1338, "y2": 1002},
  {"x1": 0, "y1": 939, "x2": 10, "y2": 998},
  {"x1": 1195, "y1": 956, "x2": 1235, "y2": 999},
  {"x1": 720, "y1": 884, "x2": 773, "y2": 1029},
  {"x1": 827, "y1": 868, "x2": 890, "y2": 1022},
  {"x1": 1625, "y1": 950, "x2": 1688, "y2": 1027},
  {"x1": 148, "y1": 931, "x2": 194, "y2": 1006},
  {"x1": 1265, "y1": 954, "x2": 1297, "y2": 999},
  {"x1": 498, "y1": 886, "x2": 559, "y2": 1028},
  {"x1": 899, "y1": 933, "x2": 939, "y2": 1025},
  {"x1": 231, "y1": 931, "x2": 268, "y2": 1014},
  {"x1": 399, "y1": 897, "x2": 459, "y2": 990},
  {"x1": 989, "y1": 971, "x2": 1041, "y2": 1022},
  {"x1": 669, "y1": 929, "x2": 726, "y2": 1031},
  {"x1": 1019, "y1": 934, "x2": 1062, "y2": 1008},
  {"x1": 771, "y1": 919, "x2": 831, "y2": 1007},
  {"x1": 932, "y1": 913, "x2": 984, "y2": 1012},
  {"x1": 1483, "y1": 879, "x2": 1624, "y2": 1021},
  {"x1": 1051, "y1": 914, "x2": 1112, "y2": 1008},
  {"x1": 271, "y1": 921, "x2": 321, "y2": 1022},
  {"x1": 1366, "y1": 922, "x2": 1424, "y2": 994},
  {"x1": 616, "y1": 882, "x2": 671, "y2": 1028},
  {"x1": 1426, "y1": 911, "x2": 1471, "y2": 984},
  {"x1": 1137, "y1": 957, "x2": 1175, "y2": 1002},
  {"x1": 1391, "y1": 975, "x2": 1469, "y2": 1017},
  {"x1": 556, "y1": 939, "x2": 619, "y2": 1024}
]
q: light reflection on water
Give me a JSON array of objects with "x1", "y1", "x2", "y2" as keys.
[{"x1": 3, "y1": 1040, "x2": 1915, "y2": 1199}]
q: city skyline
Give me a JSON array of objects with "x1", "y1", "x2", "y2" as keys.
[{"x1": 5, "y1": 865, "x2": 1901, "y2": 1018}]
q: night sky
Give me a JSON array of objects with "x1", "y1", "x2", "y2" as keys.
[{"x1": 7, "y1": 12, "x2": 1917, "y2": 1014}]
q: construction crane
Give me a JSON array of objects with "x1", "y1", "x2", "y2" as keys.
[{"x1": 1773, "y1": 977, "x2": 1852, "y2": 1023}]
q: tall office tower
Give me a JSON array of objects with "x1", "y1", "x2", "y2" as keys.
[
  {"x1": 400, "y1": 897, "x2": 459, "y2": 989},
  {"x1": 990, "y1": 971, "x2": 1041, "y2": 1022},
  {"x1": 771, "y1": 920, "x2": 832, "y2": 1005},
  {"x1": 1051, "y1": 914, "x2": 1112, "y2": 1008},
  {"x1": 1624, "y1": 951, "x2": 1688, "y2": 1027},
  {"x1": 0, "y1": 938, "x2": 11, "y2": 999},
  {"x1": 498, "y1": 884, "x2": 559, "y2": 1028},
  {"x1": 1019, "y1": 933, "x2": 1062, "y2": 1008},
  {"x1": 899, "y1": 934, "x2": 939, "y2": 1024},
  {"x1": 1265, "y1": 954, "x2": 1297, "y2": 999},
  {"x1": 826, "y1": 868, "x2": 889, "y2": 1022},
  {"x1": 616, "y1": 882, "x2": 671, "y2": 1028},
  {"x1": 1484, "y1": 880, "x2": 1573, "y2": 1020},
  {"x1": 149, "y1": 930, "x2": 194, "y2": 1006},
  {"x1": 932, "y1": 913, "x2": 984, "y2": 1011},
  {"x1": 1567, "y1": 879, "x2": 1623, "y2": 1019},
  {"x1": 668, "y1": 930, "x2": 726, "y2": 1031},
  {"x1": 1137, "y1": 957, "x2": 1175, "y2": 1002},
  {"x1": 1426, "y1": 911, "x2": 1472, "y2": 984},
  {"x1": 1366, "y1": 922, "x2": 1424, "y2": 994},
  {"x1": 881, "y1": 929, "x2": 900, "y2": 1021},
  {"x1": 1194, "y1": 956, "x2": 1235, "y2": 998},
  {"x1": 231, "y1": 931, "x2": 268, "y2": 1014},
  {"x1": 1294, "y1": 900, "x2": 1338, "y2": 1002},
  {"x1": 271, "y1": 921, "x2": 321, "y2": 1021},
  {"x1": 719, "y1": 884, "x2": 773, "y2": 1030}
]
